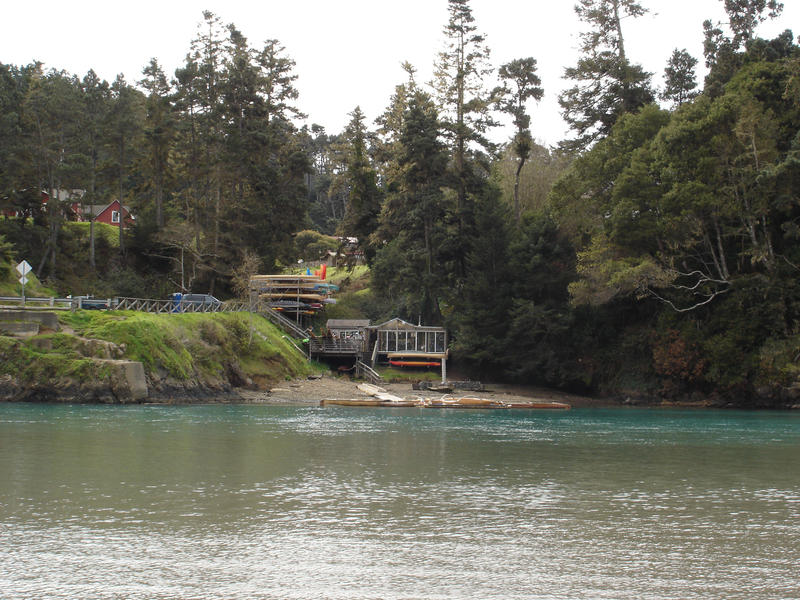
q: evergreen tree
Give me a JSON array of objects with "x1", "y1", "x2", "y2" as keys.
[
  {"x1": 559, "y1": 0, "x2": 654, "y2": 151},
  {"x1": 106, "y1": 74, "x2": 144, "y2": 257},
  {"x1": 661, "y1": 49, "x2": 699, "y2": 108},
  {"x1": 257, "y1": 39, "x2": 304, "y2": 124},
  {"x1": 80, "y1": 69, "x2": 110, "y2": 270},
  {"x1": 449, "y1": 186, "x2": 513, "y2": 374},
  {"x1": 703, "y1": 0, "x2": 784, "y2": 95},
  {"x1": 372, "y1": 91, "x2": 449, "y2": 323},
  {"x1": 338, "y1": 106, "x2": 381, "y2": 263},
  {"x1": 433, "y1": 0, "x2": 496, "y2": 274},
  {"x1": 494, "y1": 57, "x2": 544, "y2": 221},
  {"x1": 139, "y1": 58, "x2": 174, "y2": 230},
  {"x1": 0, "y1": 63, "x2": 38, "y2": 220},
  {"x1": 23, "y1": 67, "x2": 86, "y2": 277},
  {"x1": 723, "y1": 0, "x2": 783, "y2": 48}
]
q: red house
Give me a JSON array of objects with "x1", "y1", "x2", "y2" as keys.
[
  {"x1": 86, "y1": 200, "x2": 135, "y2": 227},
  {"x1": 2, "y1": 189, "x2": 83, "y2": 220}
]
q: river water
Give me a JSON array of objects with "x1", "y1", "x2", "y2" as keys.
[{"x1": 1, "y1": 404, "x2": 798, "y2": 599}]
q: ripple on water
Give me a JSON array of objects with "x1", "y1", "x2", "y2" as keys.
[{"x1": 1, "y1": 405, "x2": 799, "y2": 599}]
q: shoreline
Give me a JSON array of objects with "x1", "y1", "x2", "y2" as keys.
[{"x1": 237, "y1": 376, "x2": 618, "y2": 408}]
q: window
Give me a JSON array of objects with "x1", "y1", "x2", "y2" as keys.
[{"x1": 111, "y1": 210, "x2": 120, "y2": 223}]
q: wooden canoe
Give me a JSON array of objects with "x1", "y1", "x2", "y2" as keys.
[
  {"x1": 320, "y1": 398, "x2": 384, "y2": 407},
  {"x1": 507, "y1": 401, "x2": 571, "y2": 410},
  {"x1": 424, "y1": 396, "x2": 510, "y2": 409}
]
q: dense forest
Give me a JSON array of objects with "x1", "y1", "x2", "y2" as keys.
[{"x1": 2, "y1": 0, "x2": 799, "y2": 406}]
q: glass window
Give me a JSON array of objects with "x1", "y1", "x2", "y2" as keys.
[
  {"x1": 435, "y1": 332, "x2": 445, "y2": 352},
  {"x1": 398, "y1": 331, "x2": 408, "y2": 351},
  {"x1": 111, "y1": 210, "x2": 120, "y2": 223}
]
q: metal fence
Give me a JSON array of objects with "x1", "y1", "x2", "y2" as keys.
[
  {"x1": 1, "y1": 295, "x2": 311, "y2": 340},
  {"x1": 114, "y1": 297, "x2": 251, "y2": 314},
  {"x1": 0, "y1": 296, "x2": 73, "y2": 309}
]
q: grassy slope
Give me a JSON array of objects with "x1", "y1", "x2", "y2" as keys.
[
  {"x1": 0, "y1": 311, "x2": 314, "y2": 395},
  {"x1": 58, "y1": 310, "x2": 314, "y2": 384}
]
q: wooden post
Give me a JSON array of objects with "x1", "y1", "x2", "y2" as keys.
[{"x1": 441, "y1": 357, "x2": 447, "y2": 384}]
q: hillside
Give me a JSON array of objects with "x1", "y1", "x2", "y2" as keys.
[{"x1": 0, "y1": 310, "x2": 315, "y2": 403}]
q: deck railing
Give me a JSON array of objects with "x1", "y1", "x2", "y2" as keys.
[{"x1": 308, "y1": 338, "x2": 362, "y2": 355}]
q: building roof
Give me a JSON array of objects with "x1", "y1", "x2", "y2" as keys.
[
  {"x1": 83, "y1": 200, "x2": 133, "y2": 218},
  {"x1": 326, "y1": 319, "x2": 370, "y2": 329},
  {"x1": 371, "y1": 318, "x2": 445, "y2": 332}
]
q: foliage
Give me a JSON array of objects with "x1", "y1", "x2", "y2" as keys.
[
  {"x1": 661, "y1": 49, "x2": 700, "y2": 108},
  {"x1": 559, "y1": 0, "x2": 654, "y2": 151},
  {"x1": 57, "y1": 310, "x2": 312, "y2": 382},
  {"x1": 293, "y1": 230, "x2": 339, "y2": 262},
  {"x1": 1, "y1": 9, "x2": 800, "y2": 406},
  {"x1": 494, "y1": 57, "x2": 544, "y2": 221}
]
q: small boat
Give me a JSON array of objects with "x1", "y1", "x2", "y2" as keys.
[
  {"x1": 320, "y1": 398, "x2": 384, "y2": 407},
  {"x1": 389, "y1": 360, "x2": 441, "y2": 367},
  {"x1": 424, "y1": 396, "x2": 509, "y2": 409},
  {"x1": 320, "y1": 397, "x2": 423, "y2": 408},
  {"x1": 261, "y1": 292, "x2": 326, "y2": 301},
  {"x1": 378, "y1": 399, "x2": 423, "y2": 407},
  {"x1": 387, "y1": 352, "x2": 448, "y2": 360},
  {"x1": 507, "y1": 401, "x2": 571, "y2": 410}
]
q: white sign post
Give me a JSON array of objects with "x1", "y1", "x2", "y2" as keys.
[{"x1": 16, "y1": 260, "x2": 32, "y2": 306}]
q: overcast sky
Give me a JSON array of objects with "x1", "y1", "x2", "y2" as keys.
[{"x1": 2, "y1": 0, "x2": 798, "y2": 146}]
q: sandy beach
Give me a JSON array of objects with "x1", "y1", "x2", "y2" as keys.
[{"x1": 239, "y1": 375, "x2": 608, "y2": 407}]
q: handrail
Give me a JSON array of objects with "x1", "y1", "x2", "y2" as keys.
[
  {"x1": 356, "y1": 360, "x2": 383, "y2": 384},
  {"x1": 257, "y1": 306, "x2": 308, "y2": 338},
  {"x1": 308, "y1": 338, "x2": 361, "y2": 354},
  {"x1": 0, "y1": 296, "x2": 73, "y2": 309}
]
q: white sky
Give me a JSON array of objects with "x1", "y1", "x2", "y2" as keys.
[{"x1": 2, "y1": 0, "x2": 798, "y2": 146}]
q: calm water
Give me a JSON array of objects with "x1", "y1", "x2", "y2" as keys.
[{"x1": 1, "y1": 404, "x2": 799, "y2": 599}]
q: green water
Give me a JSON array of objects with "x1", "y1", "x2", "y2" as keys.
[{"x1": 1, "y1": 404, "x2": 798, "y2": 599}]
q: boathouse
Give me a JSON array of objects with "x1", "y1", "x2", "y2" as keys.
[{"x1": 370, "y1": 318, "x2": 448, "y2": 381}]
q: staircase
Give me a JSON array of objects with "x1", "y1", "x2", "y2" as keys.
[{"x1": 257, "y1": 305, "x2": 308, "y2": 339}]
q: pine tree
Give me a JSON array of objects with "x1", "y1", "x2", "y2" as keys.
[
  {"x1": 723, "y1": 0, "x2": 783, "y2": 48},
  {"x1": 661, "y1": 49, "x2": 699, "y2": 108},
  {"x1": 80, "y1": 69, "x2": 110, "y2": 270},
  {"x1": 373, "y1": 90, "x2": 449, "y2": 323},
  {"x1": 107, "y1": 74, "x2": 144, "y2": 256},
  {"x1": 433, "y1": 0, "x2": 496, "y2": 273},
  {"x1": 494, "y1": 57, "x2": 544, "y2": 221},
  {"x1": 338, "y1": 106, "x2": 381, "y2": 263},
  {"x1": 559, "y1": 0, "x2": 654, "y2": 151},
  {"x1": 139, "y1": 58, "x2": 174, "y2": 230}
]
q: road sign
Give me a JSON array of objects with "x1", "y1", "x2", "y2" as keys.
[
  {"x1": 16, "y1": 260, "x2": 32, "y2": 276},
  {"x1": 19, "y1": 275, "x2": 29, "y2": 286}
]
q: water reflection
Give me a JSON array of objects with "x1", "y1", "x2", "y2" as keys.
[{"x1": 1, "y1": 405, "x2": 799, "y2": 599}]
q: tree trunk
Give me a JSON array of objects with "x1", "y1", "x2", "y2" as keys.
[
  {"x1": 89, "y1": 152, "x2": 97, "y2": 270},
  {"x1": 118, "y1": 136, "x2": 126, "y2": 257},
  {"x1": 514, "y1": 156, "x2": 526, "y2": 222}
]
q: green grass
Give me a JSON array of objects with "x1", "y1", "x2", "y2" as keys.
[
  {"x1": 64, "y1": 221, "x2": 120, "y2": 247},
  {"x1": 58, "y1": 310, "x2": 314, "y2": 383},
  {"x1": 377, "y1": 366, "x2": 442, "y2": 383},
  {"x1": 0, "y1": 335, "x2": 114, "y2": 384},
  {"x1": 0, "y1": 264, "x2": 57, "y2": 298}
]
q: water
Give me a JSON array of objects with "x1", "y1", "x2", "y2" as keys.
[{"x1": 1, "y1": 404, "x2": 799, "y2": 599}]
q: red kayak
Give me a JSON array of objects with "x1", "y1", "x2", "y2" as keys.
[{"x1": 389, "y1": 360, "x2": 441, "y2": 367}]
